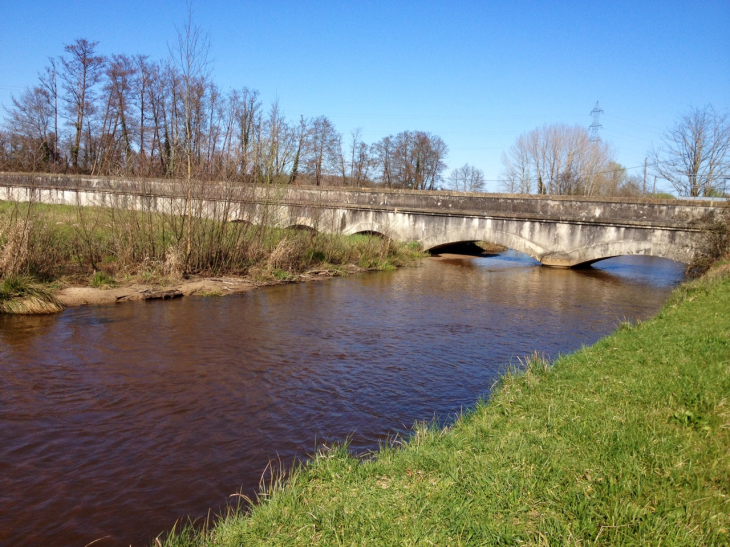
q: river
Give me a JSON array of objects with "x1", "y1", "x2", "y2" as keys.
[{"x1": 0, "y1": 251, "x2": 684, "y2": 546}]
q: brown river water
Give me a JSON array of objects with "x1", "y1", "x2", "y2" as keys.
[{"x1": 0, "y1": 252, "x2": 684, "y2": 546}]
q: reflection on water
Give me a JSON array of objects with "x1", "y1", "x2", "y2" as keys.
[{"x1": 0, "y1": 252, "x2": 684, "y2": 546}]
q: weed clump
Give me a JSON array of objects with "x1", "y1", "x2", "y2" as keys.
[
  {"x1": 687, "y1": 212, "x2": 730, "y2": 278},
  {"x1": 0, "y1": 198, "x2": 427, "y2": 310},
  {"x1": 89, "y1": 270, "x2": 116, "y2": 288},
  {"x1": 0, "y1": 275, "x2": 63, "y2": 314}
]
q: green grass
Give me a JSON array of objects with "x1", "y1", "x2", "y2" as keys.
[
  {"x1": 90, "y1": 270, "x2": 116, "y2": 288},
  {"x1": 158, "y1": 272, "x2": 730, "y2": 546}
]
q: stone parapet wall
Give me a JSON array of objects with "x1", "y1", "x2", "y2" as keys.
[{"x1": 1, "y1": 172, "x2": 725, "y2": 231}]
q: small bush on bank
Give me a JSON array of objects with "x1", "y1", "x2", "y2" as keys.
[
  {"x1": 686, "y1": 212, "x2": 730, "y2": 278},
  {"x1": 90, "y1": 270, "x2": 116, "y2": 288}
]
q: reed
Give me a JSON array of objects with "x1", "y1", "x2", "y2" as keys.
[{"x1": 0, "y1": 186, "x2": 426, "y2": 313}]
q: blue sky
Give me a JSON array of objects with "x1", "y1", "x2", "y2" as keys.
[{"x1": 1, "y1": 1, "x2": 728, "y2": 191}]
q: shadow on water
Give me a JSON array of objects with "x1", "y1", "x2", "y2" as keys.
[
  {"x1": 0, "y1": 313, "x2": 60, "y2": 348},
  {"x1": 588, "y1": 255, "x2": 686, "y2": 287},
  {"x1": 0, "y1": 251, "x2": 684, "y2": 546}
]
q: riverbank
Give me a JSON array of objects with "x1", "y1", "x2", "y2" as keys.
[
  {"x1": 161, "y1": 263, "x2": 730, "y2": 546},
  {"x1": 53, "y1": 265, "x2": 370, "y2": 307},
  {"x1": 0, "y1": 200, "x2": 425, "y2": 312}
]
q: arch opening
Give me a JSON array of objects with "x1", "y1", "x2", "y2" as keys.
[
  {"x1": 564, "y1": 241, "x2": 689, "y2": 268},
  {"x1": 342, "y1": 222, "x2": 397, "y2": 242},
  {"x1": 352, "y1": 230, "x2": 390, "y2": 239},
  {"x1": 420, "y1": 227, "x2": 547, "y2": 264},
  {"x1": 429, "y1": 241, "x2": 493, "y2": 256},
  {"x1": 426, "y1": 240, "x2": 536, "y2": 262},
  {"x1": 577, "y1": 254, "x2": 687, "y2": 286},
  {"x1": 575, "y1": 254, "x2": 686, "y2": 268},
  {"x1": 286, "y1": 224, "x2": 317, "y2": 232}
]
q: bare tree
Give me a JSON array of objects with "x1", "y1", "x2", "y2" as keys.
[
  {"x1": 447, "y1": 163, "x2": 486, "y2": 192},
  {"x1": 2, "y1": 86, "x2": 55, "y2": 169},
  {"x1": 94, "y1": 53, "x2": 138, "y2": 174},
  {"x1": 303, "y1": 116, "x2": 340, "y2": 186},
  {"x1": 348, "y1": 128, "x2": 371, "y2": 186},
  {"x1": 500, "y1": 123, "x2": 613, "y2": 195},
  {"x1": 235, "y1": 87, "x2": 261, "y2": 181},
  {"x1": 169, "y1": 4, "x2": 211, "y2": 265},
  {"x1": 259, "y1": 99, "x2": 296, "y2": 184},
  {"x1": 134, "y1": 55, "x2": 153, "y2": 168},
  {"x1": 384, "y1": 131, "x2": 448, "y2": 190},
  {"x1": 593, "y1": 161, "x2": 645, "y2": 197},
  {"x1": 60, "y1": 38, "x2": 105, "y2": 168},
  {"x1": 38, "y1": 58, "x2": 59, "y2": 164},
  {"x1": 650, "y1": 105, "x2": 730, "y2": 197},
  {"x1": 288, "y1": 115, "x2": 308, "y2": 184},
  {"x1": 500, "y1": 133, "x2": 532, "y2": 193},
  {"x1": 371, "y1": 135, "x2": 394, "y2": 187}
]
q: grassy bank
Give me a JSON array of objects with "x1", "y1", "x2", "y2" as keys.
[
  {"x1": 0, "y1": 200, "x2": 425, "y2": 312},
  {"x1": 161, "y1": 267, "x2": 730, "y2": 546}
]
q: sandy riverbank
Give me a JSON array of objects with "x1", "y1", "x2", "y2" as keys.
[
  {"x1": 54, "y1": 253, "x2": 498, "y2": 308},
  {"x1": 54, "y1": 265, "x2": 367, "y2": 308}
]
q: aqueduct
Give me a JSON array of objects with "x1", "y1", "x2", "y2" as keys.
[{"x1": 0, "y1": 173, "x2": 726, "y2": 267}]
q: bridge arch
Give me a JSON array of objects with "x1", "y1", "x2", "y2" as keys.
[
  {"x1": 412, "y1": 220, "x2": 694, "y2": 267},
  {"x1": 560, "y1": 239, "x2": 689, "y2": 267},
  {"x1": 342, "y1": 221, "x2": 398, "y2": 241},
  {"x1": 227, "y1": 217, "x2": 253, "y2": 225},
  {"x1": 419, "y1": 226, "x2": 548, "y2": 264},
  {"x1": 353, "y1": 230, "x2": 390, "y2": 239},
  {"x1": 283, "y1": 216, "x2": 318, "y2": 231}
]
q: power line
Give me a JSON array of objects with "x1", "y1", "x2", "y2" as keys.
[{"x1": 589, "y1": 101, "x2": 603, "y2": 143}]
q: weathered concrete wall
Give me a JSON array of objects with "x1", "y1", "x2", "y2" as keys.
[
  {"x1": 1, "y1": 172, "x2": 725, "y2": 267},
  {"x1": 1, "y1": 172, "x2": 723, "y2": 226},
  {"x1": 296, "y1": 206, "x2": 700, "y2": 266}
]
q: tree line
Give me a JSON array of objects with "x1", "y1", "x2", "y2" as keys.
[
  {"x1": 2, "y1": 31, "x2": 727, "y2": 197},
  {"x1": 0, "y1": 36, "x2": 455, "y2": 190},
  {"x1": 500, "y1": 106, "x2": 730, "y2": 198}
]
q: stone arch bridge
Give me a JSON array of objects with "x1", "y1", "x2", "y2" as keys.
[{"x1": 0, "y1": 173, "x2": 726, "y2": 267}]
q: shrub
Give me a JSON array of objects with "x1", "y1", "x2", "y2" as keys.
[{"x1": 687, "y1": 213, "x2": 730, "y2": 278}]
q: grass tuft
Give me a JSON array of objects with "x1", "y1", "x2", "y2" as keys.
[
  {"x1": 90, "y1": 270, "x2": 116, "y2": 288},
  {"x1": 0, "y1": 275, "x2": 63, "y2": 314}
]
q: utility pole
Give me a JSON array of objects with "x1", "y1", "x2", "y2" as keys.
[
  {"x1": 643, "y1": 157, "x2": 647, "y2": 195},
  {"x1": 589, "y1": 101, "x2": 603, "y2": 143}
]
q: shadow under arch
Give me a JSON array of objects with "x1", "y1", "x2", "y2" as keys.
[
  {"x1": 429, "y1": 240, "x2": 494, "y2": 256},
  {"x1": 420, "y1": 228, "x2": 547, "y2": 263},
  {"x1": 578, "y1": 254, "x2": 686, "y2": 269},
  {"x1": 352, "y1": 230, "x2": 390, "y2": 239},
  {"x1": 343, "y1": 222, "x2": 398, "y2": 241},
  {"x1": 280, "y1": 215, "x2": 319, "y2": 232},
  {"x1": 567, "y1": 240, "x2": 689, "y2": 268},
  {"x1": 285, "y1": 224, "x2": 317, "y2": 232}
]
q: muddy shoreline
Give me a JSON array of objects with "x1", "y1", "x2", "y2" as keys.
[
  {"x1": 54, "y1": 252, "x2": 506, "y2": 309},
  {"x1": 54, "y1": 265, "x2": 368, "y2": 308}
]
